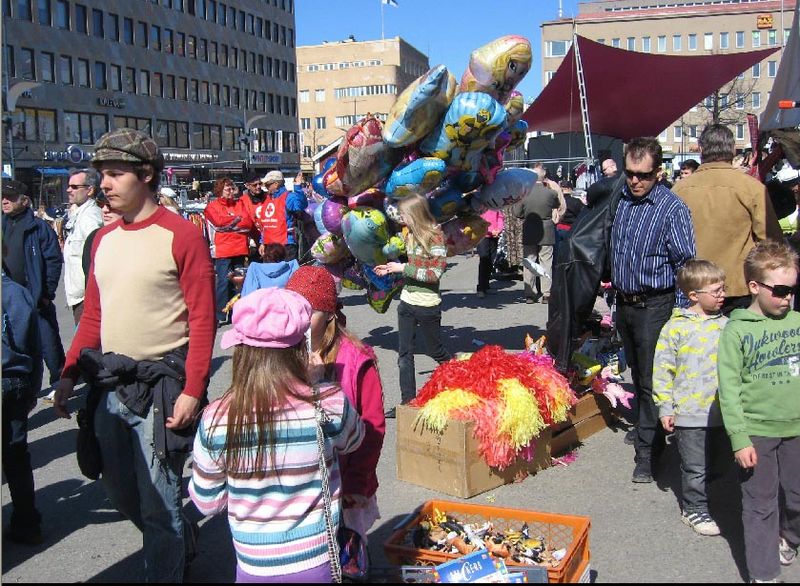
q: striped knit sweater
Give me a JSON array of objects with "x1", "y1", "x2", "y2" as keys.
[
  {"x1": 401, "y1": 231, "x2": 448, "y2": 300},
  {"x1": 189, "y1": 384, "x2": 364, "y2": 577}
]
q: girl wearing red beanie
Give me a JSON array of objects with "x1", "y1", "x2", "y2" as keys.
[{"x1": 286, "y1": 266, "x2": 386, "y2": 546}]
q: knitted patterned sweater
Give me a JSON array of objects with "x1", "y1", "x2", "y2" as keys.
[
  {"x1": 189, "y1": 384, "x2": 364, "y2": 577},
  {"x1": 400, "y1": 231, "x2": 448, "y2": 306}
]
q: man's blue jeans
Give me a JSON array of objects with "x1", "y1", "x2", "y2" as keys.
[
  {"x1": 94, "y1": 391, "x2": 187, "y2": 583},
  {"x1": 214, "y1": 256, "x2": 246, "y2": 322}
]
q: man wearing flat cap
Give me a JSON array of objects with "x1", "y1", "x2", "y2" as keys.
[
  {"x1": 53, "y1": 128, "x2": 216, "y2": 582},
  {"x1": 2, "y1": 179, "x2": 65, "y2": 397},
  {"x1": 249, "y1": 170, "x2": 307, "y2": 261}
]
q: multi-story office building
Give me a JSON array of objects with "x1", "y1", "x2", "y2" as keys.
[
  {"x1": 2, "y1": 0, "x2": 300, "y2": 203},
  {"x1": 296, "y1": 36, "x2": 429, "y2": 172},
  {"x1": 541, "y1": 0, "x2": 796, "y2": 159}
]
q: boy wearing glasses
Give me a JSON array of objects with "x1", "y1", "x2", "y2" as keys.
[
  {"x1": 653, "y1": 259, "x2": 729, "y2": 536},
  {"x1": 718, "y1": 240, "x2": 800, "y2": 583}
]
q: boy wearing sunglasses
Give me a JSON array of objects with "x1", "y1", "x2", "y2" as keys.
[{"x1": 718, "y1": 240, "x2": 800, "y2": 583}]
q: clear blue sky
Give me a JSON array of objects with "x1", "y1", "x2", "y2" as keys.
[{"x1": 295, "y1": 0, "x2": 582, "y2": 102}]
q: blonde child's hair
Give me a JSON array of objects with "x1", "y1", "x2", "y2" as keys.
[
  {"x1": 397, "y1": 194, "x2": 440, "y2": 254},
  {"x1": 677, "y1": 259, "x2": 726, "y2": 296},
  {"x1": 743, "y1": 240, "x2": 800, "y2": 284}
]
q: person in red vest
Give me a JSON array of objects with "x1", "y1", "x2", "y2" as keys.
[
  {"x1": 204, "y1": 177, "x2": 253, "y2": 326},
  {"x1": 252, "y1": 170, "x2": 308, "y2": 261}
]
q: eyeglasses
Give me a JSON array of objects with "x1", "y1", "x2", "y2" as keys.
[
  {"x1": 695, "y1": 286, "x2": 727, "y2": 298},
  {"x1": 624, "y1": 169, "x2": 657, "y2": 182},
  {"x1": 67, "y1": 184, "x2": 91, "y2": 190},
  {"x1": 756, "y1": 281, "x2": 796, "y2": 298}
]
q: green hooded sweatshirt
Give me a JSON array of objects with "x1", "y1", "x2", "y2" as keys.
[{"x1": 718, "y1": 308, "x2": 800, "y2": 452}]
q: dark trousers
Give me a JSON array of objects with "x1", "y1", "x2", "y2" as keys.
[
  {"x1": 38, "y1": 301, "x2": 65, "y2": 386},
  {"x1": 674, "y1": 426, "x2": 731, "y2": 513},
  {"x1": 214, "y1": 255, "x2": 246, "y2": 321},
  {"x1": 2, "y1": 378, "x2": 40, "y2": 533},
  {"x1": 476, "y1": 237, "x2": 498, "y2": 293},
  {"x1": 397, "y1": 300, "x2": 452, "y2": 403},
  {"x1": 740, "y1": 436, "x2": 800, "y2": 581},
  {"x1": 616, "y1": 292, "x2": 674, "y2": 466}
]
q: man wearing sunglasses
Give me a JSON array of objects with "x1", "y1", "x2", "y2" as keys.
[
  {"x1": 63, "y1": 168, "x2": 104, "y2": 325},
  {"x1": 611, "y1": 137, "x2": 696, "y2": 484},
  {"x1": 673, "y1": 124, "x2": 782, "y2": 315}
]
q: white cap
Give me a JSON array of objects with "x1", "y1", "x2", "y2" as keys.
[
  {"x1": 776, "y1": 165, "x2": 800, "y2": 183},
  {"x1": 160, "y1": 187, "x2": 177, "y2": 198},
  {"x1": 261, "y1": 170, "x2": 284, "y2": 184}
]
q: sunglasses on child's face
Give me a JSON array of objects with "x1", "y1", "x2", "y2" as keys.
[{"x1": 756, "y1": 281, "x2": 796, "y2": 298}]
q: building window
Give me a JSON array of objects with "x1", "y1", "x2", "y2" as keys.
[
  {"x1": 752, "y1": 31, "x2": 761, "y2": 48},
  {"x1": 735, "y1": 31, "x2": 745, "y2": 48},
  {"x1": 672, "y1": 34, "x2": 681, "y2": 51},
  {"x1": 208, "y1": 0, "x2": 216, "y2": 21},
  {"x1": 75, "y1": 3, "x2": 87, "y2": 33},
  {"x1": 735, "y1": 93, "x2": 744, "y2": 110},
  {"x1": 39, "y1": 51, "x2": 55, "y2": 82},
  {"x1": 152, "y1": 71, "x2": 163, "y2": 97},
  {"x1": 231, "y1": 86, "x2": 239, "y2": 107},
  {"x1": 124, "y1": 66, "x2": 135, "y2": 93},
  {"x1": 768, "y1": 60, "x2": 777, "y2": 77},
  {"x1": 38, "y1": 0, "x2": 51, "y2": 25},
  {"x1": 112, "y1": 115, "x2": 150, "y2": 134},
  {"x1": 611, "y1": 38, "x2": 620, "y2": 48},
  {"x1": 10, "y1": 107, "x2": 56, "y2": 141},
  {"x1": 689, "y1": 125, "x2": 698, "y2": 141},
  {"x1": 752, "y1": 63, "x2": 760, "y2": 78},
  {"x1": 155, "y1": 120, "x2": 189, "y2": 148},
  {"x1": 134, "y1": 21, "x2": 146, "y2": 48},
  {"x1": 223, "y1": 127, "x2": 242, "y2": 151},
  {"x1": 688, "y1": 34, "x2": 697, "y2": 51},
  {"x1": 123, "y1": 17, "x2": 133, "y2": 44},
  {"x1": 54, "y1": 0, "x2": 68, "y2": 28},
  {"x1": 59, "y1": 54, "x2": 72, "y2": 85},
  {"x1": 303, "y1": 145, "x2": 312, "y2": 158},
  {"x1": 165, "y1": 74, "x2": 175, "y2": 99},
  {"x1": 109, "y1": 64, "x2": 121, "y2": 91},
  {"x1": 151, "y1": 25, "x2": 161, "y2": 50},
  {"x1": 720, "y1": 32, "x2": 729, "y2": 50},
  {"x1": 315, "y1": 116, "x2": 326, "y2": 130},
  {"x1": 187, "y1": 35, "x2": 196, "y2": 59},
  {"x1": 199, "y1": 80, "x2": 208, "y2": 103},
  {"x1": 76, "y1": 58, "x2": 90, "y2": 87},
  {"x1": 300, "y1": 117, "x2": 311, "y2": 130},
  {"x1": 189, "y1": 78, "x2": 198, "y2": 102},
  {"x1": 16, "y1": 0, "x2": 32, "y2": 20},
  {"x1": 768, "y1": 29, "x2": 777, "y2": 46},
  {"x1": 19, "y1": 47, "x2": 35, "y2": 80},
  {"x1": 198, "y1": 38, "x2": 207, "y2": 61},
  {"x1": 703, "y1": 32, "x2": 713, "y2": 51},
  {"x1": 315, "y1": 89, "x2": 325, "y2": 102},
  {"x1": 220, "y1": 44, "x2": 228, "y2": 66},
  {"x1": 177, "y1": 76, "x2": 187, "y2": 100},
  {"x1": 641, "y1": 36, "x2": 651, "y2": 52},
  {"x1": 94, "y1": 61, "x2": 106, "y2": 89},
  {"x1": 106, "y1": 13, "x2": 119, "y2": 41},
  {"x1": 221, "y1": 84, "x2": 229, "y2": 106},
  {"x1": 91, "y1": 8, "x2": 103, "y2": 37},
  {"x1": 674, "y1": 126, "x2": 682, "y2": 140},
  {"x1": 209, "y1": 40, "x2": 217, "y2": 64},
  {"x1": 210, "y1": 82, "x2": 219, "y2": 105},
  {"x1": 176, "y1": 31, "x2": 185, "y2": 57},
  {"x1": 736, "y1": 124, "x2": 745, "y2": 140},
  {"x1": 138, "y1": 70, "x2": 149, "y2": 95},
  {"x1": 626, "y1": 37, "x2": 635, "y2": 51},
  {"x1": 752, "y1": 92, "x2": 761, "y2": 109},
  {"x1": 657, "y1": 35, "x2": 666, "y2": 53},
  {"x1": 193, "y1": 123, "x2": 222, "y2": 150},
  {"x1": 546, "y1": 40, "x2": 571, "y2": 57},
  {"x1": 163, "y1": 28, "x2": 173, "y2": 53}
]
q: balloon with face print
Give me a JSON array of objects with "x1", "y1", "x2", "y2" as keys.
[
  {"x1": 459, "y1": 35, "x2": 532, "y2": 104},
  {"x1": 341, "y1": 207, "x2": 406, "y2": 266},
  {"x1": 385, "y1": 157, "x2": 447, "y2": 199}
]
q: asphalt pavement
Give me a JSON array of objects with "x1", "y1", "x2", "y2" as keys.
[{"x1": 3, "y1": 253, "x2": 800, "y2": 583}]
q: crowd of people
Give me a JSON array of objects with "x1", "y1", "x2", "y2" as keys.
[{"x1": 2, "y1": 122, "x2": 800, "y2": 584}]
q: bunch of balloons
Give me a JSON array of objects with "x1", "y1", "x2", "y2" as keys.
[{"x1": 306, "y1": 35, "x2": 539, "y2": 313}]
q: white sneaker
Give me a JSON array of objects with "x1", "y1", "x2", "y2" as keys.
[
  {"x1": 41, "y1": 387, "x2": 57, "y2": 404},
  {"x1": 780, "y1": 537, "x2": 797, "y2": 566},
  {"x1": 681, "y1": 511, "x2": 720, "y2": 536}
]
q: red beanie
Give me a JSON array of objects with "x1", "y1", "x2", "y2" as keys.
[{"x1": 285, "y1": 265, "x2": 338, "y2": 314}]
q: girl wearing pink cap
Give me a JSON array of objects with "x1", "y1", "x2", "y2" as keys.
[{"x1": 189, "y1": 288, "x2": 365, "y2": 583}]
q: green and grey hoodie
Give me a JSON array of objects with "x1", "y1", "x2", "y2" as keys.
[
  {"x1": 653, "y1": 308, "x2": 727, "y2": 427},
  {"x1": 718, "y1": 308, "x2": 800, "y2": 452}
]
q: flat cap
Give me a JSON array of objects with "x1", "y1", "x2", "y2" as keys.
[
  {"x1": 2, "y1": 179, "x2": 29, "y2": 198},
  {"x1": 92, "y1": 128, "x2": 164, "y2": 170},
  {"x1": 261, "y1": 170, "x2": 284, "y2": 184}
]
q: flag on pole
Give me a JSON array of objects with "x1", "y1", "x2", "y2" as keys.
[{"x1": 382, "y1": 0, "x2": 398, "y2": 6}]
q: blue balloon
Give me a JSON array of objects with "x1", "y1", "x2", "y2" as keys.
[
  {"x1": 313, "y1": 201, "x2": 329, "y2": 234},
  {"x1": 385, "y1": 157, "x2": 446, "y2": 199}
]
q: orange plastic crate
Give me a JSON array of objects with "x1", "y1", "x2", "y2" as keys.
[{"x1": 384, "y1": 500, "x2": 591, "y2": 583}]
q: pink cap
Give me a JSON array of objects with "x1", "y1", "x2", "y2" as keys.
[{"x1": 220, "y1": 288, "x2": 312, "y2": 350}]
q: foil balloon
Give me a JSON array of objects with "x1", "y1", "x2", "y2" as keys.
[
  {"x1": 341, "y1": 263, "x2": 368, "y2": 290},
  {"x1": 507, "y1": 119, "x2": 528, "y2": 150},
  {"x1": 420, "y1": 92, "x2": 507, "y2": 173},
  {"x1": 311, "y1": 232, "x2": 350, "y2": 264},
  {"x1": 428, "y1": 186, "x2": 468, "y2": 223},
  {"x1": 504, "y1": 91, "x2": 526, "y2": 126},
  {"x1": 441, "y1": 214, "x2": 490, "y2": 256},
  {"x1": 311, "y1": 158, "x2": 337, "y2": 198},
  {"x1": 341, "y1": 207, "x2": 406, "y2": 266},
  {"x1": 323, "y1": 115, "x2": 401, "y2": 197},
  {"x1": 459, "y1": 35, "x2": 532, "y2": 104},
  {"x1": 348, "y1": 187, "x2": 386, "y2": 210},
  {"x1": 382, "y1": 64, "x2": 458, "y2": 147},
  {"x1": 383, "y1": 198, "x2": 403, "y2": 224},
  {"x1": 320, "y1": 198, "x2": 348, "y2": 235},
  {"x1": 385, "y1": 157, "x2": 446, "y2": 199},
  {"x1": 362, "y1": 264, "x2": 405, "y2": 314},
  {"x1": 313, "y1": 202, "x2": 329, "y2": 235},
  {"x1": 473, "y1": 167, "x2": 539, "y2": 211},
  {"x1": 479, "y1": 131, "x2": 513, "y2": 186}
]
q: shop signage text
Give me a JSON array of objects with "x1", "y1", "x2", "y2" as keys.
[
  {"x1": 250, "y1": 153, "x2": 282, "y2": 165},
  {"x1": 163, "y1": 152, "x2": 219, "y2": 162},
  {"x1": 757, "y1": 14, "x2": 774, "y2": 29},
  {"x1": 97, "y1": 97, "x2": 127, "y2": 109}
]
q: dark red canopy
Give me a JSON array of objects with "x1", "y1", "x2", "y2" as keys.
[{"x1": 522, "y1": 36, "x2": 780, "y2": 141}]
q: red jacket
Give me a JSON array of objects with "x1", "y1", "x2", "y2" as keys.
[
  {"x1": 203, "y1": 197, "x2": 254, "y2": 258},
  {"x1": 335, "y1": 336, "x2": 385, "y2": 498}
]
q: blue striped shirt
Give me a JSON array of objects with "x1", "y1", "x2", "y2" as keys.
[{"x1": 611, "y1": 183, "x2": 696, "y2": 296}]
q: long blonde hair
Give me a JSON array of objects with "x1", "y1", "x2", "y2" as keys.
[
  {"x1": 208, "y1": 342, "x2": 313, "y2": 478},
  {"x1": 397, "y1": 194, "x2": 441, "y2": 254},
  {"x1": 316, "y1": 313, "x2": 375, "y2": 380}
]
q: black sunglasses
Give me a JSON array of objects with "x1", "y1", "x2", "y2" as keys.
[
  {"x1": 756, "y1": 281, "x2": 796, "y2": 298},
  {"x1": 624, "y1": 169, "x2": 657, "y2": 181}
]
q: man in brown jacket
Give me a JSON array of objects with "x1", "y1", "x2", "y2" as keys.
[{"x1": 673, "y1": 124, "x2": 782, "y2": 313}]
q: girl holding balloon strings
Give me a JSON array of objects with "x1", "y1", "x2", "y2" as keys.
[{"x1": 375, "y1": 194, "x2": 452, "y2": 408}]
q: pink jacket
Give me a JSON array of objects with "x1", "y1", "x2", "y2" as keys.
[
  {"x1": 480, "y1": 210, "x2": 504, "y2": 237},
  {"x1": 334, "y1": 336, "x2": 386, "y2": 498}
]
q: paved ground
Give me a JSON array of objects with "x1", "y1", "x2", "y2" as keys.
[{"x1": 3, "y1": 253, "x2": 800, "y2": 583}]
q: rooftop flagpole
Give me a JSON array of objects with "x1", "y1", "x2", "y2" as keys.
[{"x1": 381, "y1": 0, "x2": 385, "y2": 41}]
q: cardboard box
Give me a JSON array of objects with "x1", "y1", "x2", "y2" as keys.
[
  {"x1": 395, "y1": 405, "x2": 552, "y2": 499},
  {"x1": 550, "y1": 393, "x2": 616, "y2": 456}
]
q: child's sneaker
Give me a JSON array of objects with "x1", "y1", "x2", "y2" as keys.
[
  {"x1": 780, "y1": 537, "x2": 797, "y2": 565},
  {"x1": 681, "y1": 511, "x2": 720, "y2": 536}
]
